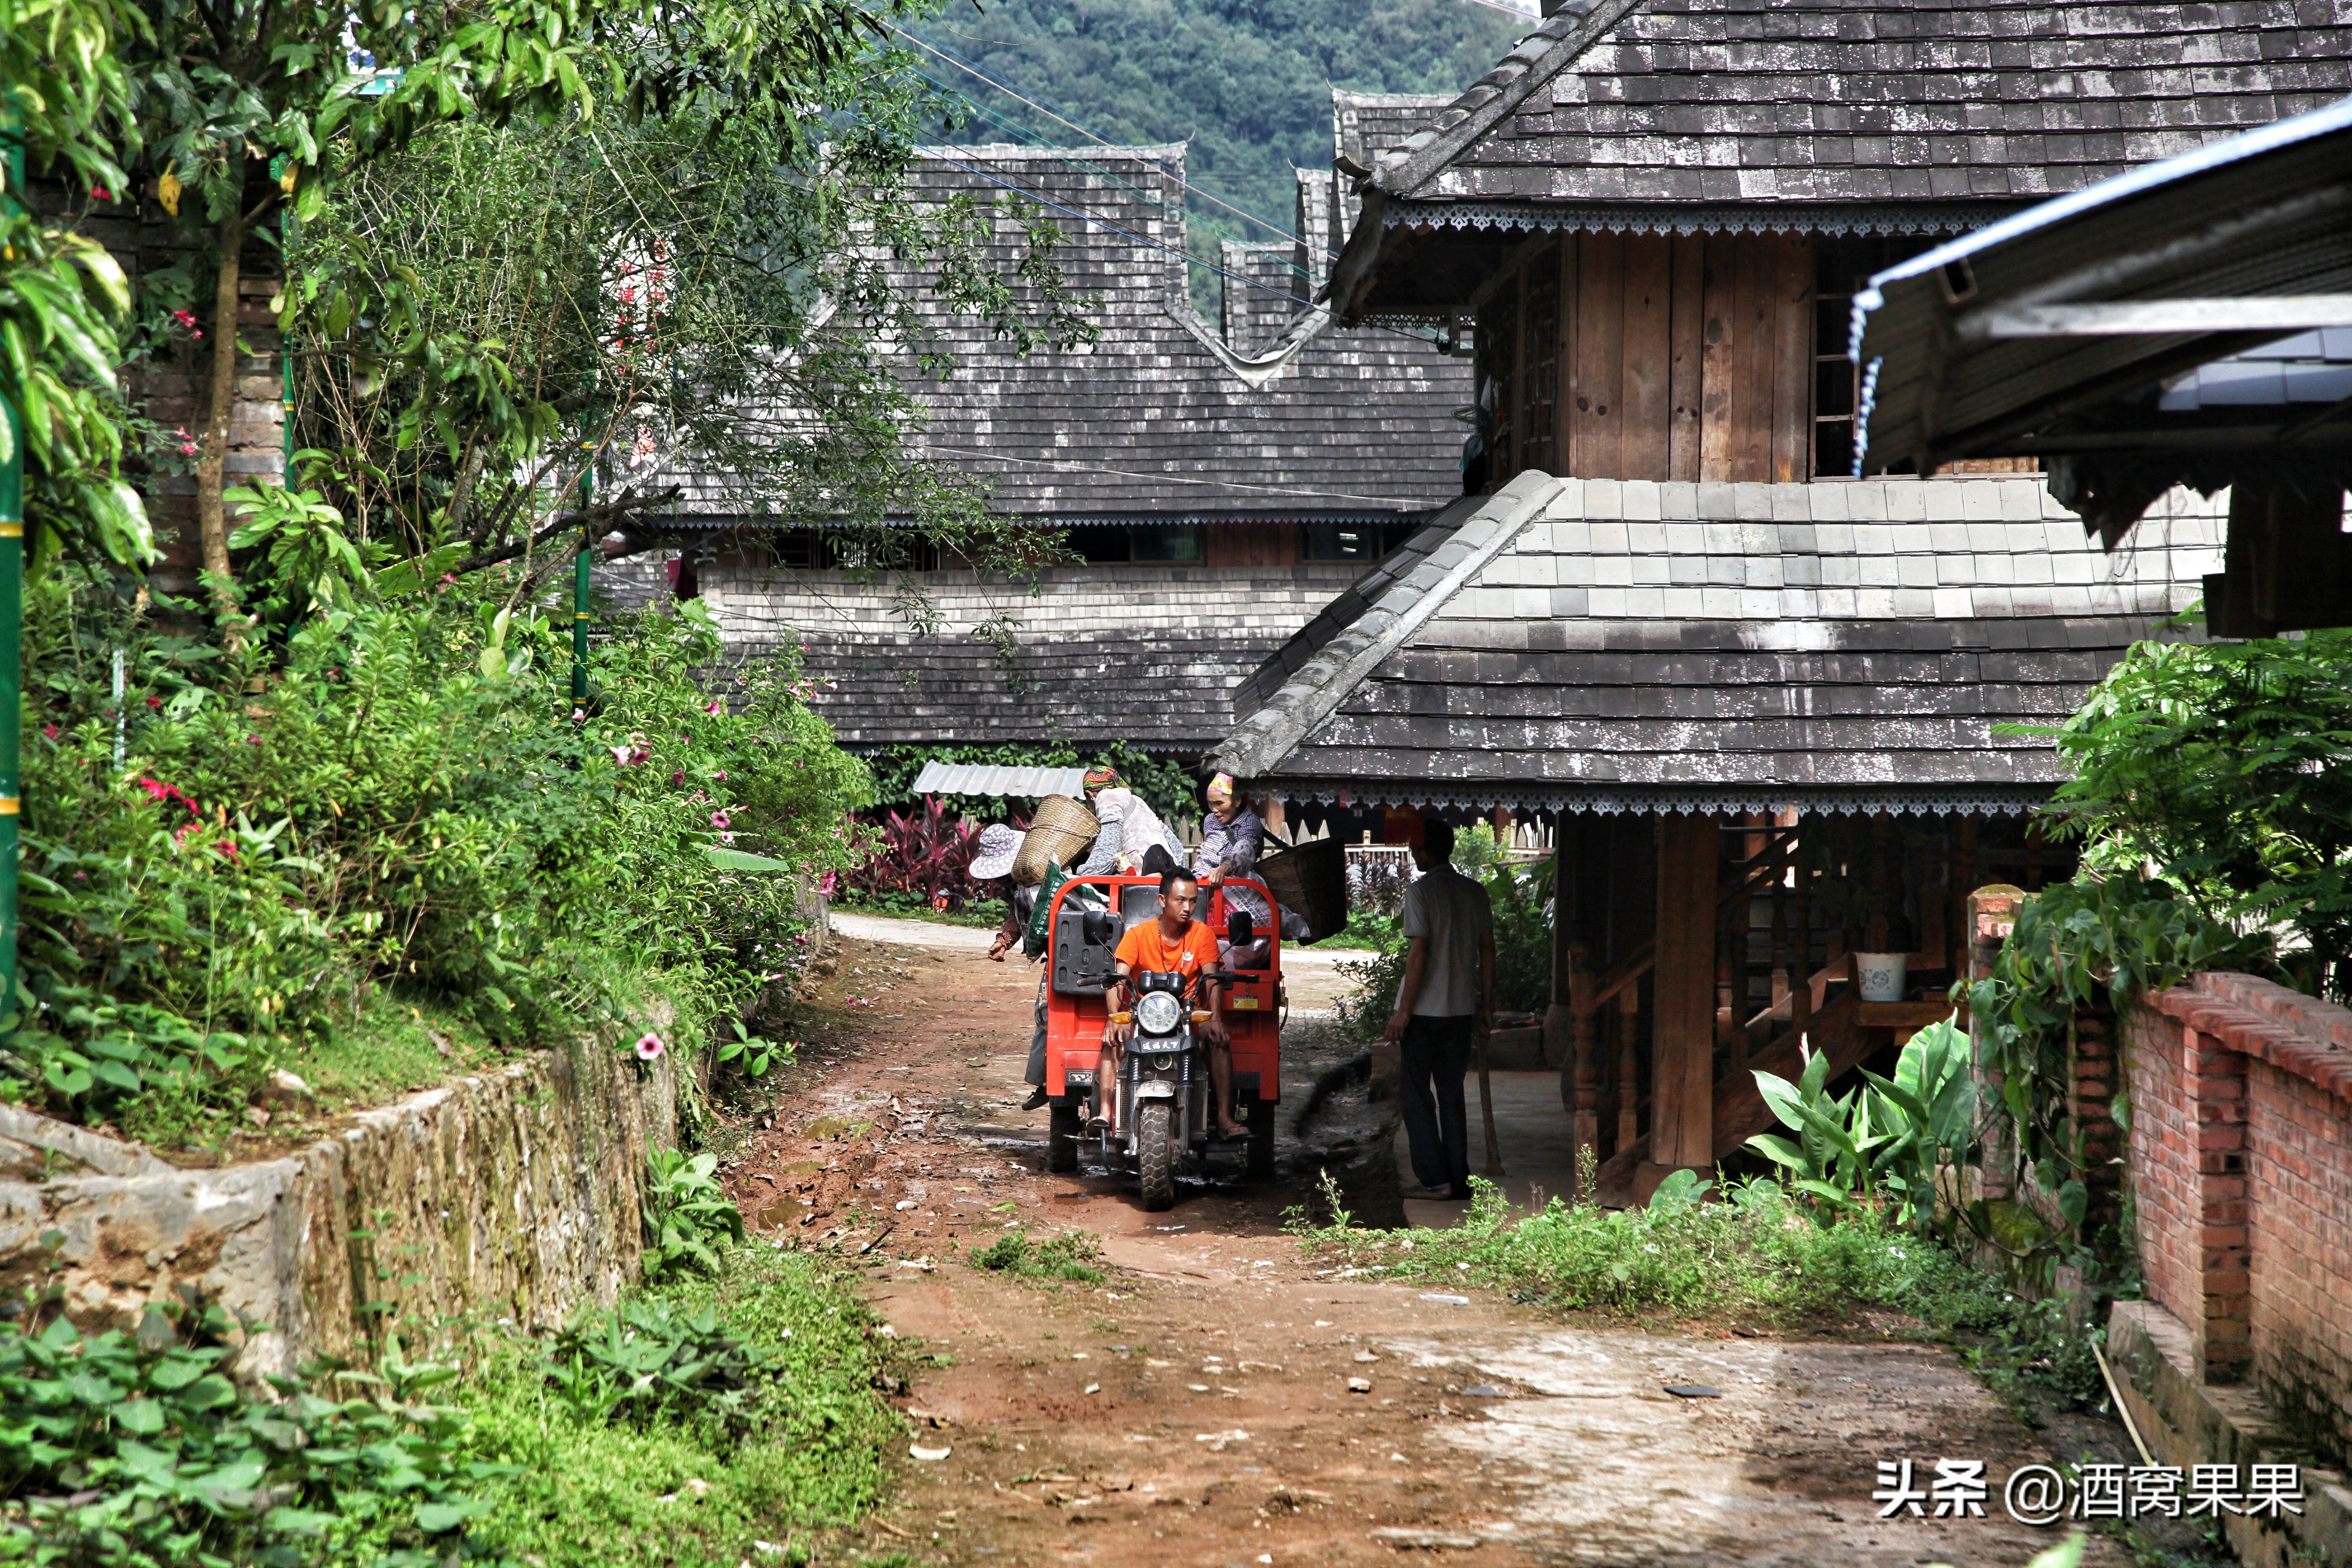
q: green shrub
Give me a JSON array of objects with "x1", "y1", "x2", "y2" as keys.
[
  {"x1": 970, "y1": 1227, "x2": 1105, "y2": 1284},
  {"x1": 642, "y1": 1150, "x2": 749, "y2": 1278},
  {"x1": 0, "y1": 1295, "x2": 500, "y2": 1567},
  {"x1": 13, "y1": 568, "x2": 868, "y2": 1137},
  {"x1": 443, "y1": 1245, "x2": 899, "y2": 1568},
  {"x1": 1293, "y1": 1176, "x2": 2107, "y2": 1414}
]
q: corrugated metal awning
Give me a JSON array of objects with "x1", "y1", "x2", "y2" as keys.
[
  {"x1": 1852, "y1": 96, "x2": 2352, "y2": 493},
  {"x1": 911, "y1": 761, "x2": 1088, "y2": 798}
]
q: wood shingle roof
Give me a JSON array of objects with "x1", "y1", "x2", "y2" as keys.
[
  {"x1": 1363, "y1": 0, "x2": 2352, "y2": 211},
  {"x1": 1210, "y1": 471, "x2": 2229, "y2": 812}
]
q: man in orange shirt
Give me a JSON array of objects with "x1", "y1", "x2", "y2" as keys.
[{"x1": 1100, "y1": 868, "x2": 1244, "y2": 1141}]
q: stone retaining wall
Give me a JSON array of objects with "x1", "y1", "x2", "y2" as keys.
[{"x1": 0, "y1": 1041, "x2": 673, "y2": 1379}]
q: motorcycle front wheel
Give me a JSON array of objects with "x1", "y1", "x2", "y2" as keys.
[{"x1": 1136, "y1": 1100, "x2": 1176, "y2": 1212}]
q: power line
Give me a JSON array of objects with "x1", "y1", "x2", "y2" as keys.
[
  {"x1": 917, "y1": 72, "x2": 1335, "y2": 291},
  {"x1": 927, "y1": 149, "x2": 1325, "y2": 312},
  {"x1": 891, "y1": 23, "x2": 1306, "y2": 244},
  {"x1": 926, "y1": 148, "x2": 1456, "y2": 355}
]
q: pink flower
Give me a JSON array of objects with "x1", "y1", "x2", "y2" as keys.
[
  {"x1": 702, "y1": 700, "x2": 723, "y2": 715},
  {"x1": 670, "y1": 770, "x2": 686, "y2": 785},
  {"x1": 41, "y1": 725, "x2": 57, "y2": 740},
  {"x1": 792, "y1": 933, "x2": 809, "y2": 947},
  {"x1": 710, "y1": 810, "x2": 731, "y2": 830},
  {"x1": 170, "y1": 309, "x2": 196, "y2": 329},
  {"x1": 609, "y1": 745, "x2": 633, "y2": 766},
  {"x1": 571, "y1": 708, "x2": 585, "y2": 722},
  {"x1": 634, "y1": 1032, "x2": 665, "y2": 1061},
  {"x1": 718, "y1": 831, "x2": 736, "y2": 844}
]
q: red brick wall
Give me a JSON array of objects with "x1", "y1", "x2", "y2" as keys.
[
  {"x1": 2246, "y1": 1052, "x2": 2352, "y2": 1460},
  {"x1": 2126, "y1": 974, "x2": 2352, "y2": 1462},
  {"x1": 2121, "y1": 1000, "x2": 2200, "y2": 1331}
]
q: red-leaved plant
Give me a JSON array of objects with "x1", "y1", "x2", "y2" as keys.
[{"x1": 841, "y1": 797, "x2": 1028, "y2": 909}]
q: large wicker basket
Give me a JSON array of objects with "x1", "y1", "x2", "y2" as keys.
[
  {"x1": 1256, "y1": 835, "x2": 1348, "y2": 942},
  {"x1": 1011, "y1": 794, "x2": 1099, "y2": 886}
]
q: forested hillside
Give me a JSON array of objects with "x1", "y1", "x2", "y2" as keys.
[{"x1": 919, "y1": 0, "x2": 1525, "y2": 258}]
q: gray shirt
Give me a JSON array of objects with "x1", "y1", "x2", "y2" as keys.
[
  {"x1": 1395, "y1": 863, "x2": 1493, "y2": 1018},
  {"x1": 1194, "y1": 805, "x2": 1269, "y2": 926}
]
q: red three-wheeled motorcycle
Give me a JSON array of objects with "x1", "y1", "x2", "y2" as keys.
[{"x1": 1038, "y1": 873, "x2": 1284, "y2": 1210}]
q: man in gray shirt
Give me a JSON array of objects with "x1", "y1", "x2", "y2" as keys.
[{"x1": 1381, "y1": 819, "x2": 1496, "y2": 1200}]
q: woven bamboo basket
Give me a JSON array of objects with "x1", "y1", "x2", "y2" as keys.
[
  {"x1": 1256, "y1": 835, "x2": 1348, "y2": 942},
  {"x1": 1011, "y1": 794, "x2": 1099, "y2": 885}
]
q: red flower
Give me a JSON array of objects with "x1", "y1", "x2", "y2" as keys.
[
  {"x1": 40, "y1": 725, "x2": 57, "y2": 740},
  {"x1": 89, "y1": 186, "x2": 111, "y2": 202},
  {"x1": 145, "y1": 695, "x2": 161, "y2": 709}
]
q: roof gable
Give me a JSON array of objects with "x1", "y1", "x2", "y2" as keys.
[{"x1": 1366, "y1": 0, "x2": 2352, "y2": 210}]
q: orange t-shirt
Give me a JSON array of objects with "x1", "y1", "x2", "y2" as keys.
[{"x1": 1115, "y1": 918, "x2": 1221, "y2": 983}]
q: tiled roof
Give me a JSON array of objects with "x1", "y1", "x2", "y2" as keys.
[
  {"x1": 1211, "y1": 472, "x2": 2228, "y2": 811},
  {"x1": 709, "y1": 560, "x2": 1371, "y2": 753},
  {"x1": 655, "y1": 144, "x2": 1473, "y2": 523},
  {"x1": 1364, "y1": 0, "x2": 2352, "y2": 211}
]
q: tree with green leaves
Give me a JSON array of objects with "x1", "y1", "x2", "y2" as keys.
[
  {"x1": 121, "y1": 0, "x2": 1084, "y2": 619},
  {"x1": 0, "y1": 0, "x2": 157, "y2": 576}
]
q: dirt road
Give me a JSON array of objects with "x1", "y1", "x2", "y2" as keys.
[{"x1": 720, "y1": 918, "x2": 2126, "y2": 1568}]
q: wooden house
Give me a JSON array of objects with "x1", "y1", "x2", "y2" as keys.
[
  {"x1": 1215, "y1": 0, "x2": 2352, "y2": 1197},
  {"x1": 618, "y1": 132, "x2": 1478, "y2": 778}
]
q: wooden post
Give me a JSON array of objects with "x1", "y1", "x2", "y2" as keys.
[
  {"x1": 1968, "y1": 884, "x2": 2026, "y2": 1202},
  {"x1": 1564, "y1": 941, "x2": 1599, "y2": 1189},
  {"x1": 1648, "y1": 812, "x2": 1718, "y2": 1181},
  {"x1": 1615, "y1": 987, "x2": 1641, "y2": 1154},
  {"x1": 1543, "y1": 824, "x2": 1576, "y2": 1070}
]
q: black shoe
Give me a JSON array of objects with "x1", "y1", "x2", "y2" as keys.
[
  {"x1": 1441, "y1": 1186, "x2": 1473, "y2": 1202},
  {"x1": 1020, "y1": 1087, "x2": 1048, "y2": 1111}
]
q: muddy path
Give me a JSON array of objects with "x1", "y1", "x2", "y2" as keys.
[{"x1": 718, "y1": 918, "x2": 2129, "y2": 1568}]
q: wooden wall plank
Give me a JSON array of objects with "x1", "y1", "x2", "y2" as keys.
[
  {"x1": 1772, "y1": 233, "x2": 1816, "y2": 482},
  {"x1": 1733, "y1": 237, "x2": 1776, "y2": 481},
  {"x1": 1698, "y1": 232, "x2": 1737, "y2": 480},
  {"x1": 1669, "y1": 235, "x2": 1705, "y2": 482},
  {"x1": 1556, "y1": 240, "x2": 1576, "y2": 475},
  {"x1": 1619, "y1": 231, "x2": 1674, "y2": 482},
  {"x1": 1651, "y1": 813, "x2": 1719, "y2": 1170},
  {"x1": 1570, "y1": 233, "x2": 1626, "y2": 479}
]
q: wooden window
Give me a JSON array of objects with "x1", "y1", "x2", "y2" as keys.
[
  {"x1": 1475, "y1": 284, "x2": 1518, "y2": 492},
  {"x1": 1812, "y1": 235, "x2": 1941, "y2": 478}
]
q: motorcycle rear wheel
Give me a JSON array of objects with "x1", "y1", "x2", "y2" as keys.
[
  {"x1": 1047, "y1": 1103, "x2": 1081, "y2": 1173},
  {"x1": 1246, "y1": 1098, "x2": 1277, "y2": 1180},
  {"x1": 1136, "y1": 1101, "x2": 1176, "y2": 1212}
]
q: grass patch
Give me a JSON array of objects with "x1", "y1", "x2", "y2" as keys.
[
  {"x1": 395, "y1": 1244, "x2": 896, "y2": 1567},
  {"x1": 1294, "y1": 1175, "x2": 2106, "y2": 1420},
  {"x1": 969, "y1": 1227, "x2": 1106, "y2": 1284}
]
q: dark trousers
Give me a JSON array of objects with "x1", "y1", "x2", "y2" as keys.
[
  {"x1": 1399, "y1": 1014, "x2": 1476, "y2": 1193},
  {"x1": 1026, "y1": 973, "x2": 1048, "y2": 1087}
]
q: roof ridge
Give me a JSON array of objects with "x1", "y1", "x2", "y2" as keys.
[
  {"x1": 1210, "y1": 473, "x2": 1561, "y2": 779},
  {"x1": 1368, "y1": 0, "x2": 1648, "y2": 199}
]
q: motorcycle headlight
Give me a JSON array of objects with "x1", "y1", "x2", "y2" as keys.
[{"x1": 1135, "y1": 990, "x2": 1183, "y2": 1035}]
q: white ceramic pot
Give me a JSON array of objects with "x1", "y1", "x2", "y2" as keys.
[{"x1": 1855, "y1": 952, "x2": 1909, "y2": 1003}]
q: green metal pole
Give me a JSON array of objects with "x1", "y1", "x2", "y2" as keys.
[
  {"x1": 0, "y1": 119, "x2": 24, "y2": 1027},
  {"x1": 571, "y1": 440, "x2": 591, "y2": 715}
]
